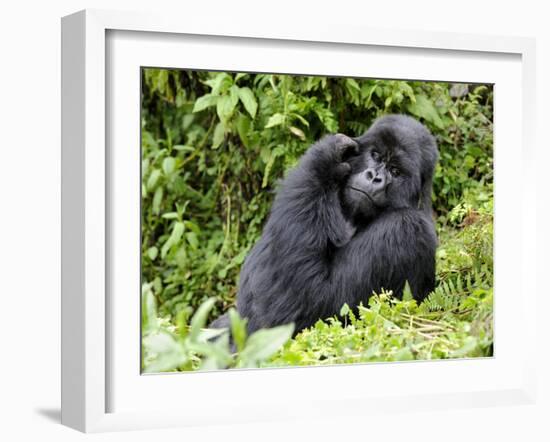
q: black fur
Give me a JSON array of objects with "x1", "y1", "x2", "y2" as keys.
[{"x1": 211, "y1": 114, "x2": 438, "y2": 335}]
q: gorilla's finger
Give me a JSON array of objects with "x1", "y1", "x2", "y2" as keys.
[
  {"x1": 334, "y1": 162, "x2": 352, "y2": 181},
  {"x1": 334, "y1": 133, "x2": 360, "y2": 159}
]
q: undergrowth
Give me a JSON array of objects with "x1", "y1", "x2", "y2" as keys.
[{"x1": 142, "y1": 201, "x2": 493, "y2": 371}]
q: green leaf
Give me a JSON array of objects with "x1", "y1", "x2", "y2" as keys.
[
  {"x1": 238, "y1": 87, "x2": 258, "y2": 118},
  {"x1": 236, "y1": 114, "x2": 251, "y2": 147},
  {"x1": 238, "y1": 323, "x2": 294, "y2": 367},
  {"x1": 450, "y1": 336, "x2": 478, "y2": 358},
  {"x1": 186, "y1": 231, "x2": 199, "y2": 250},
  {"x1": 289, "y1": 126, "x2": 305, "y2": 140},
  {"x1": 183, "y1": 220, "x2": 201, "y2": 235},
  {"x1": 161, "y1": 221, "x2": 184, "y2": 259},
  {"x1": 395, "y1": 348, "x2": 414, "y2": 361},
  {"x1": 146, "y1": 246, "x2": 158, "y2": 261},
  {"x1": 229, "y1": 308, "x2": 248, "y2": 353},
  {"x1": 212, "y1": 122, "x2": 225, "y2": 149},
  {"x1": 190, "y1": 333, "x2": 233, "y2": 370},
  {"x1": 229, "y1": 85, "x2": 240, "y2": 109},
  {"x1": 346, "y1": 78, "x2": 361, "y2": 91},
  {"x1": 176, "y1": 307, "x2": 192, "y2": 339},
  {"x1": 399, "y1": 82, "x2": 416, "y2": 102},
  {"x1": 205, "y1": 73, "x2": 232, "y2": 95},
  {"x1": 188, "y1": 298, "x2": 217, "y2": 342},
  {"x1": 402, "y1": 281, "x2": 413, "y2": 301},
  {"x1": 262, "y1": 145, "x2": 285, "y2": 188},
  {"x1": 162, "y1": 157, "x2": 176, "y2": 175},
  {"x1": 141, "y1": 283, "x2": 157, "y2": 332},
  {"x1": 196, "y1": 327, "x2": 227, "y2": 343},
  {"x1": 216, "y1": 95, "x2": 236, "y2": 124},
  {"x1": 406, "y1": 95, "x2": 444, "y2": 129},
  {"x1": 146, "y1": 169, "x2": 161, "y2": 191},
  {"x1": 313, "y1": 107, "x2": 337, "y2": 132},
  {"x1": 291, "y1": 112, "x2": 310, "y2": 127},
  {"x1": 192, "y1": 94, "x2": 218, "y2": 113},
  {"x1": 235, "y1": 73, "x2": 248, "y2": 82},
  {"x1": 152, "y1": 186, "x2": 163, "y2": 215},
  {"x1": 173, "y1": 144, "x2": 195, "y2": 152},
  {"x1": 265, "y1": 113, "x2": 285, "y2": 128},
  {"x1": 181, "y1": 114, "x2": 194, "y2": 129},
  {"x1": 339, "y1": 303, "x2": 350, "y2": 317},
  {"x1": 142, "y1": 331, "x2": 187, "y2": 373},
  {"x1": 363, "y1": 83, "x2": 379, "y2": 108}
]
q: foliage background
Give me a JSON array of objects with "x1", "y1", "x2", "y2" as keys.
[{"x1": 140, "y1": 69, "x2": 493, "y2": 371}]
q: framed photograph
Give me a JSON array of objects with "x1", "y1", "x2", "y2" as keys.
[{"x1": 61, "y1": 9, "x2": 537, "y2": 432}]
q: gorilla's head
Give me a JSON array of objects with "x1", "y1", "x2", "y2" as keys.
[{"x1": 342, "y1": 115, "x2": 438, "y2": 221}]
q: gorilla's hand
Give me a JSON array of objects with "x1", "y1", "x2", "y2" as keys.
[
  {"x1": 304, "y1": 133, "x2": 359, "y2": 187},
  {"x1": 331, "y1": 134, "x2": 360, "y2": 182}
]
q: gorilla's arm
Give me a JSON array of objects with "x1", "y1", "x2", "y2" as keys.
[
  {"x1": 266, "y1": 134, "x2": 358, "y2": 249},
  {"x1": 325, "y1": 209, "x2": 437, "y2": 316},
  {"x1": 235, "y1": 135, "x2": 358, "y2": 332}
]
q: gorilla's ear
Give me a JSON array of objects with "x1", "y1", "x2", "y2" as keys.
[
  {"x1": 418, "y1": 135, "x2": 438, "y2": 213},
  {"x1": 418, "y1": 171, "x2": 434, "y2": 213}
]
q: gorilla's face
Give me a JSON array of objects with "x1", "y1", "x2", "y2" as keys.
[{"x1": 342, "y1": 115, "x2": 437, "y2": 221}]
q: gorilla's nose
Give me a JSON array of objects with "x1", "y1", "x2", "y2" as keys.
[{"x1": 365, "y1": 168, "x2": 386, "y2": 192}]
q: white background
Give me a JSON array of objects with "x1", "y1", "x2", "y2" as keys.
[
  {"x1": 0, "y1": 1, "x2": 548, "y2": 441},
  {"x1": 109, "y1": 30, "x2": 525, "y2": 416}
]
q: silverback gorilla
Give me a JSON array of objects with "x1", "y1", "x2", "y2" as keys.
[{"x1": 211, "y1": 114, "x2": 438, "y2": 336}]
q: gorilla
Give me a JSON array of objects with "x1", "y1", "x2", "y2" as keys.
[{"x1": 211, "y1": 114, "x2": 438, "y2": 336}]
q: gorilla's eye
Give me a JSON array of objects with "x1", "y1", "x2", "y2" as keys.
[
  {"x1": 371, "y1": 151, "x2": 380, "y2": 161},
  {"x1": 390, "y1": 167, "x2": 401, "y2": 177}
]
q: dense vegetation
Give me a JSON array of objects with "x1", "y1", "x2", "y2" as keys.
[{"x1": 140, "y1": 69, "x2": 493, "y2": 372}]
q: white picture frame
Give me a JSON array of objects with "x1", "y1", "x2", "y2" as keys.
[{"x1": 61, "y1": 9, "x2": 537, "y2": 433}]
